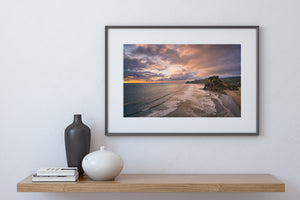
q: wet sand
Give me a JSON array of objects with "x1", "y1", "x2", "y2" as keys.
[{"x1": 225, "y1": 90, "x2": 241, "y2": 109}]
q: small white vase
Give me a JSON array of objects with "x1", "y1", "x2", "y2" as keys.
[{"x1": 82, "y1": 146, "x2": 123, "y2": 181}]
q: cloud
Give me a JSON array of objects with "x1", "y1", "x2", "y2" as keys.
[
  {"x1": 168, "y1": 71, "x2": 200, "y2": 80},
  {"x1": 124, "y1": 56, "x2": 148, "y2": 71},
  {"x1": 124, "y1": 44, "x2": 241, "y2": 82},
  {"x1": 124, "y1": 71, "x2": 166, "y2": 82}
]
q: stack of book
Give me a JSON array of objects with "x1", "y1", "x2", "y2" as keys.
[{"x1": 32, "y1": 167, "x2": 79, "y2": 182}]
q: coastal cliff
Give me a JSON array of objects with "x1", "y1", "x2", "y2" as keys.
[
  {"x1": 186, "y1": 76, "x2": 241, "y2": 109},
  {"x1": 204, "y1": 76, "x2": 227, "y2": 91},
  {"x1": 186, "y1": 76, "x2": 240, "y2": 91}
]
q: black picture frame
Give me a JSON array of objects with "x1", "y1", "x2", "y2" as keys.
[{"x1": 105, "y1": 26, "x2": 259, "y2": 136}]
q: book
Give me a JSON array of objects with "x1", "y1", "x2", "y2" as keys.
[
  {"x1": 36, "y1": 167, "x2": 78, "y2": 176},
  {"x1": 32, "y1": 172, "x2": 79, "y2": 182}
]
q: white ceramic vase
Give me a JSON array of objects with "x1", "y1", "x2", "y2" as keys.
[{"x1": 82, "y1": 146, "x2": 123, "y2": 181}]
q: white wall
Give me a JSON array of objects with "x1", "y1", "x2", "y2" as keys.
[{"x1": 1, "y1": 0, "x2": 299, "y2": 199}]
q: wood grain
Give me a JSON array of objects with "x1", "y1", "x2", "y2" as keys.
[{"x1": 17, "y1": 174, "x2": 285, "y2": 192}]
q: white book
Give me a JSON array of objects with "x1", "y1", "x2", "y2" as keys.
[
  {"x1": 37, "y1": 167, "x2": 78, "y2": 176},
  {"x1": 32, "y1": 172, "x2": 79, "y2": 182}
]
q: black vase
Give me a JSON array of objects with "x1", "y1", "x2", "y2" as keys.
[{"x1": 65, "y1": 114, "x2": 91, "y2": 176}]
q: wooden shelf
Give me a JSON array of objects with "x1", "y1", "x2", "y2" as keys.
[{"x1": 17, "y1": 174, "x2": 285, "y2": 192}]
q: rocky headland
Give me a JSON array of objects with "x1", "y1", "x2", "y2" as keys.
[{"x1": 186, "y1": 76, "x2": 241, "y2": 109}]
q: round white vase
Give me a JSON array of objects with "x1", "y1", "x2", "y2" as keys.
[{"x1": 82, "y1": 146, "x2": 123, "y2": 181}]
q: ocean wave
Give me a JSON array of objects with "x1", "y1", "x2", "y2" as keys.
[{"x1": 124, "y1": 88, "x2": 180, "y2": 117}]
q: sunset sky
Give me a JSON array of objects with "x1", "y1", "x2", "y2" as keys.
[{"x1": 124, "y1": 44, "x2": 241, "y2": 83}]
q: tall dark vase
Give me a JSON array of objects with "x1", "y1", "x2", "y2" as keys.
[{"x1": 65, "y1": 114, "x2": 91, "y2": 176}]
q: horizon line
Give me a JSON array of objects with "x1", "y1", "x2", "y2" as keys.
[{"x1": 124, "y1": 75, "x2": 241, "y2": 83}]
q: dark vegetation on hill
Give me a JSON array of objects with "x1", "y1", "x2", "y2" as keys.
[{"x1": 186, "y1": 76, "x2": 241, "y2": 91}]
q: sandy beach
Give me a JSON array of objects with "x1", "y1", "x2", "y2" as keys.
[{"x1": 225, "y1": 90, "x2": 241, "y2": 109}]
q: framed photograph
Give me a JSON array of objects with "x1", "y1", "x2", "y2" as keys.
[{"x1": 105, "y1": 26, "x2": 259, "y2": 136}]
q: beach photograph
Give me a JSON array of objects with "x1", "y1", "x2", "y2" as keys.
[{"x1": 123, "y1": 44, "x2": 241, "y2": 117}]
